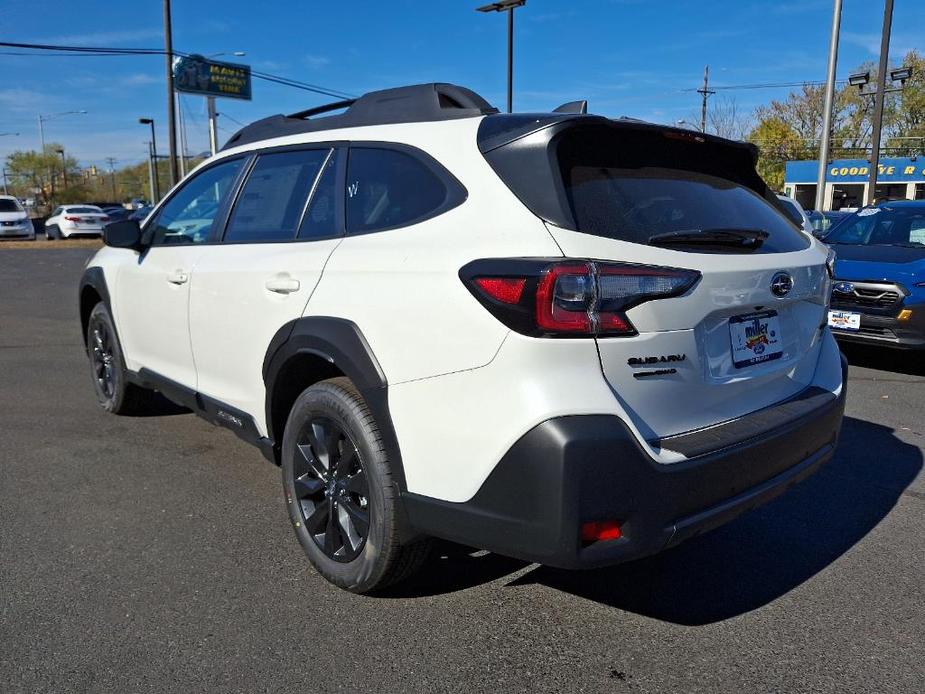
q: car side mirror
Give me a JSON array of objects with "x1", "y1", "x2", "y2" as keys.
[{"x1": 103, "y1": 219, "x2": 144, "y2": 251}]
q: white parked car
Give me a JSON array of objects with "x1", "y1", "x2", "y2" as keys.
[
  {"x1": 79, "y1": 83, "x2": 847, "y2": 593},
  {"x1": 45, "y1": 204, "x2": 109, "y2": 239},
  {"x1": 0, "y1": 195, "x2": 35, "y2": 240}
]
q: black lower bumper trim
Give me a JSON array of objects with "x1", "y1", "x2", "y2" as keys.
[{"x1": 403, "y1": 356, "x2": 847, "y2": 569}]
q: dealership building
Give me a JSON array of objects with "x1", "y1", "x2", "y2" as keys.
[{"x1": 784, "y1": 156, "x2": 925, "y2": 211}]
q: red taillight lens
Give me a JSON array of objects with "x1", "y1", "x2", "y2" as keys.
[
  {"x1": 100, "y1": 216, "x2": 110, "y2": 222},
  {"x1": 581, "y1": 520, "x2": 622, "y2": 543},
  {"x1": 536, "y1": 263, "x2": 594, "y2": 332},
  {"x1": 463, "y1": 259, "x2": 699, "y2": 338},
  {"x1": 474, "y1": 277, "x2": 526, "y2": 304},
  {"x1": 64, "y1": 216, "x2": 80, "y2": 222}
]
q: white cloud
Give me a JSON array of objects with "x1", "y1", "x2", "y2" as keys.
[
  {"x1": 29, "y1": 28, "x2": 163, "y2": 46},
  {"x1": 121, "y1": 73, "x2": 160, "y2": 86},
  {"x1": 303, "y1": 54, "x2": 331, "y2": 69}
]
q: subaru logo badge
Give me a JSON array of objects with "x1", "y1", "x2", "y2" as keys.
[
  {"x1": 833, "y1": 281, "x2": 854, "y2": 294},
  {"x1": 770, "y1": 272, "x2": 793, "y2": 297}
]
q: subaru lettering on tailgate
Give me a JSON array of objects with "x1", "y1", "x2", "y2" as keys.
[{"x1": 729, "y1": 310, "x2": 784, "y2": 368}]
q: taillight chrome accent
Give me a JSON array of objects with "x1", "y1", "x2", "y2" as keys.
[{"x1": 461, "y1": 258, "x2": 700, "y2": 338}]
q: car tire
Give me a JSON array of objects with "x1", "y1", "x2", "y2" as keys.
[
  {"x1": 45, "y1": 225, "x2": 58, "y2": 240},
  {"x1": 282, "y1": 377, "x2": 431, "y2": 593},
  {"x1": 86, "y1": 302, "x2": 155, "y2": 414}
]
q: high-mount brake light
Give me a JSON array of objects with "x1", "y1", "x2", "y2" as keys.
[{"x1": 463, "y1": 259, "x2": 700, "y2": 338}]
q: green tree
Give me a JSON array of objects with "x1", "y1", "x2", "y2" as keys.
[{"x1": 747, "y1": 117, "x2": 811, "y2": 191}]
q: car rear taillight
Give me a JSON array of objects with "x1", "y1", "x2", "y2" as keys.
[
  {"x1": 64, "y1": 216, "x2": 80, "y2": 222},
  {"x1": 461, "y1": 259, "x2": 700, "y2": 338},
  {"x1": 100, "y1": 216, "x2": 110, "y2": 222}
]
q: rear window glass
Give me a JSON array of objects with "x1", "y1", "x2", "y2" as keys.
[
  {"x1": 66, "y1": 207, "x2": 101, "y2": 214},
  {"x1": 564, "y1": 167, "x2": 806, "y2": 252},
  {"x1": 0, "y1": 199, "x2": 23, "y2": 212}
]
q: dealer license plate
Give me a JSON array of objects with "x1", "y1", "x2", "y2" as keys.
[
  {"x1": 828, "y1": 310, "x2": 861, "y2": 331},
  {"x1": 729, "y1": 310, "x2": 784, "y2": 368}
]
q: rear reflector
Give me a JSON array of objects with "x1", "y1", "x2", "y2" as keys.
[
  {"x1": 474, "y1": 277, "x2": 526, "y2": 305},
  {"x1": 581, "y1": 520, "x2": 622, "y2": 543}
]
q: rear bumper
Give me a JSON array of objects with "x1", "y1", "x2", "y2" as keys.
[
  {"x1": 403, "y1": 355, "x2": 847, "y2": 569},
  {"x1": 831, "y1": 306, "x2": 925, "y2": 349}
]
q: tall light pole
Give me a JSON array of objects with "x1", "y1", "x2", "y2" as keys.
[
  {"x1": 815, "y1": 0, "x2": 842, "y2": 213},
  {"x1": 866, "y1": 0, "x2": 895, "y2": 205},
  {"x1": 476, "y1": 0, "x2": 525, "y2": 113},
  {"x1": 163, "y1": 0, "x2": 179, "y2": 187},
  {"x1": 139, "y1": 118, "x2": 161, "y2": 201},
  {"x1": 55, "y1": 148, "x2": 67, "y2": 189}
]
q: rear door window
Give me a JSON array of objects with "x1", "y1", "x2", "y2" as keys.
[{"x1": 224, "y1": 148, "x2": 332, "y2": 243}]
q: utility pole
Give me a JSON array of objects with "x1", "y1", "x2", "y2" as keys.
[
  {"x1": 698, "y1": 65, "x2": 715, "y2": 133},
  {"x1": 866, "y1": 0, "x2": 894, "y2": 206},
  {"x1": 106, "y1": 157, "x2": 117, "y2": 199},
  {"x1": 163, "y1": 0, "x2": 179, "y2": 187},
  {"x1": 1, "y1": 169, "x2": 8, "y2": 195},
  {"x1": 816, "y1": 0, "x2": 842, "y2": 212}
]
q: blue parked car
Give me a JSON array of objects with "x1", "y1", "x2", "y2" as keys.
[{"x1": 824, "y1": 200, "x2": 925, "y2": 349}]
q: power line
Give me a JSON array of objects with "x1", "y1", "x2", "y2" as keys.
[{"x1": 0, "y1": 41, "x2": 355, "y2": 100}]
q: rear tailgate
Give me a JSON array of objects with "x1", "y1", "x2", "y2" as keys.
[
  {"x1": 480, "y1": 114, "x2": 831, "y2": 445},
  {"x1": 547, "y1": 227, "x2": 829, "y2": 441}
]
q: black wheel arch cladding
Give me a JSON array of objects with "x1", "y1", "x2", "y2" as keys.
[{"x1": 263, "y1": 317, "x2": 408, "y2": 490}]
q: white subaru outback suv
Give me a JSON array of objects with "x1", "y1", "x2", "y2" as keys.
[{"x1": 80, "y1": 83, "x2": 846, "y2": 593}]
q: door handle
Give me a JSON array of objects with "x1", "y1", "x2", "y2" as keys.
[
  {"x1": 265, "y1": 277, "x2": 301, "y2": 295},
  {"x1": 167, "y1": 269, "x2": 189, "y2": 285}
]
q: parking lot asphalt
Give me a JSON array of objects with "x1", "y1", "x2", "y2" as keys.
[{"x1": 1, "y1": 248, "x2": 923, "y2": 694}]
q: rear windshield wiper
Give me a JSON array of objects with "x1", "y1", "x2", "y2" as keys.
[{"x1": 647, "y1": 228, "x2": 769, "y2": 250}]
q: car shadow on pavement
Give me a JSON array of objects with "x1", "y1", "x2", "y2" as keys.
[
  {"x1": 840, "y1": 343, "x2": 925, "y2": 377},
  {"x1": 505, "y1": 416, "x2": 921, "y2": 625},
  {"x1": 385, "y1": 417, "x2": 920, "y2": 624}
]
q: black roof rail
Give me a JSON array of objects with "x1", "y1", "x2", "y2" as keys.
[
  {"x1": 288, "y1": 99, "x2": 356, "y2": 120},
  {"x1": 222, "y1": 82, "x2": 499, "y2": 151}
]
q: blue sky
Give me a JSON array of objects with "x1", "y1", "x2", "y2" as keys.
[{"x1": 1, "y1": 0, "x2": 923, "y2": 170}]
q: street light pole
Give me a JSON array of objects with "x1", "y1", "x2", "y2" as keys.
[
  {"x1": 866, "y1": 0, "x2": 895, "y2": 206},
  {"x1": 146, "y1": 142, "x2": 157, "y2": 204},
  {"x1": 815, "y1": 0, "x2": 842, "y2": 213},
  {"x1": 139, "y1": 118, "x2": 160, "y2": 201},
  {"x1": 476, "y1": 0, "x2": 526, "y2": 114},
  {"x1": 163, "y1": 0, "x2": 179, "y2": 187},
  {"x1": 56, "y1": 149, "x2": 67, "y2": 189},
  {"x1": 207, "y1": 97, "x2": 219, "y2": 155}
]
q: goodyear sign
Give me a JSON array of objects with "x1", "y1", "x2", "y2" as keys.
[
  {"x1": 786, "y1": 157, "x2": 925, "y2": 183},
  {"x1": 172, "y1": 54, "x2": 251, "y2": 100}
]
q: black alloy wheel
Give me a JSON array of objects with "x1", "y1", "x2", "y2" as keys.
[
  {"x1": 89, "y1": 315, "x2": 117, "y2": 400},
  {"x1": 292, "y1": 416, "x2": 370, "y2": 562}
]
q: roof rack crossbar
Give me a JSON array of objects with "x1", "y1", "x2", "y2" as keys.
[{"x1": 288, "y1": 99, "x2": 357, "y2": 120}]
